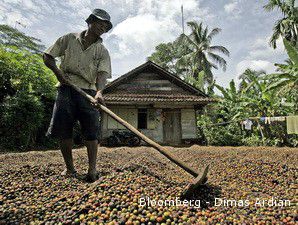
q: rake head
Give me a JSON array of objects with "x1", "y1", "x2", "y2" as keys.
[{"x1": 180, "y1": 165, "x2": 209, "y2": 199}]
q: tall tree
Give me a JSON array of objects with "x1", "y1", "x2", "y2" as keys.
[
  {"x1": 264, "y1": 0, "x2": 298, "y2": 48},
  {"x1": 148, "y1": 42, "x2": 180, "y2": 75},
  {"x1": 177, "y1": 21, "x2": 229, "y2": 84},
  {"x1": 148, "y1": 21, "x2": 229, "y2": 92},
  {"x1": 0, "y1": 25, "x2": 45, "y2": 53}
]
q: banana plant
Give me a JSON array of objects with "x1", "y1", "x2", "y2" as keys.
[
  {"x1": 265, "y1": 39, "x2": 298, "y2": 112},
  {"x1": 214, "y1": 79, "x2": 247, "y2": 120}
]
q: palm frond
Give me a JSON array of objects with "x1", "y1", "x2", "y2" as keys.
[
  {"x1": 187, "y1": 21, "x2": 201, "y2": 34},
  {"x1": 207, "y1": 28, "x2": 221, "y2": 41},
  {"x1": 209, "y1": 45, "x2": 230, "y2": 56},
  {"x1": 209, "y1": 62, "x2": 218, "y2": 70},
  {"x1": 270, "y1": 18, "x2": 284, "y2": 48},
  {"x1": 180, "y1": 34, "x2": 198, "y2": 51},
  {"x1": 207, "y1": 52, "x2": 227, "y2": 71},
  {"x1": 268, "y1": 72, "x2": 296, "y2": 80},
  {"x1": 264, "y1": 0, "x2": 291, "y2": 15},
  {"x1": 263, "y1": 0, "x2": 280, "y2": 12},
  {"x1": 203, "y1": 26, "x2": 209, "y2": 40}
]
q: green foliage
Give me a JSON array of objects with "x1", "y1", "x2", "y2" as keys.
[
  {"x1": 198, "y1": 67, "x2": 296, "y2": 147},
  {"x1": 0, "y1": 24, "x2": 45, "y2": 53},
  {"x1": 148, "y1": 21, "x2": 229, "y2": 94},
  {"x1": 0, "y1": 45, "x2": 57, "y2": 101},
  {"x1": 241, "y1": 135, "x2": 264, "y2": 147},
  {"x1": 288, "y1": 136, "x2": 298, "y2": 147},
  {"x1": 265, "y1": 39, "x2": 298, "y2": 112},
  {"x1": 0, "y1": 25, "x2": 58, "y2": 151},
  {"x1": 177, "y1": 22, "x2": 229, "y2": 85},
  {"x1": 197, "y1": 114, "x2": 244, "y2": 146},
  {"x1": 264, "y1": 0, "x2": 298, "y2": 48},
  {"x1": 283, "y1": 38, "x2": 298, "y2": 64},
  {"x1": 196, "y1": 35, "x2": 297, "y2": 147},
  {"x1": 0, "y1": 92, "x2": 44, "y2": 150},
  {"x1": 148, "y1": 42, "x2": 181, "y2": 75}
]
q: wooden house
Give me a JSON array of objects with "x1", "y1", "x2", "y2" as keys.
[{"x1": 101, "y1": 61, "x2": 213, "y2": 146}]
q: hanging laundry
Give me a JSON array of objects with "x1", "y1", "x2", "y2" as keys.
[
  {"x1": 243, "y1": 119, "x2": 253, "y2": 130},
  {"x1": 265, "y1": 117, "x2": 271, "y2": 124},
  {"x1": 271, "y1": 116, "x2": 286, "y2": 122},
  {"x1": 286, "y1": 116, "x2": 298, "y2": 134}
]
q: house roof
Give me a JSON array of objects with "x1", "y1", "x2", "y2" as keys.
[
  {"x1": 103, "y1": 93, "x2": 212, "y2": 103},
  {"x1": 103, "y1": 61, "x2": 214, "y2": 104}
]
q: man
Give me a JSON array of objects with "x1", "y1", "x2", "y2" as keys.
[{"x1": 43, "y1": 9, "x2": 112, "y2": 182}]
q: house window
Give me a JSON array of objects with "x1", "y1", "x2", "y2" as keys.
[{"x1": 138, "y1": 108, "x2": 147, "y2": 129}]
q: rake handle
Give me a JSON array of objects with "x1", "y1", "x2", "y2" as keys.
[{"x1": 67, "y1": 82, "x2": 199, "y2": 177}]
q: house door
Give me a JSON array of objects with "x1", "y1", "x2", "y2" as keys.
[{"x1": 163, "y1": 109, "x2": 181, "y2": 145}]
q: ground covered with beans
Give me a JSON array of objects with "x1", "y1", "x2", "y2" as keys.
[{"x1": 0, "y1": 146, "x2": 297, "y2": 224}]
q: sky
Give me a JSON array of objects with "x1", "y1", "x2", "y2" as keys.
[{"x1": 0, "y1": 0, "x2": 289, "y2": 87}]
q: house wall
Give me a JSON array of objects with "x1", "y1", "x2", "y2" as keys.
[
  {"x1": 101, "y1": 106, "x2": 164, "y2": 143},
  {"x1": 101, "y1": 106, "x2": 198, "y2": 145},
  {"x1": 181, "y1": 108, "x2": 198, "y2": 139},
  {"x1": 101, "y1": 70, "x2": 201, "y2": 145}
]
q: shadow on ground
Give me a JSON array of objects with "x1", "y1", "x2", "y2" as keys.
[{"x1": 180, "y1": 183, "x2": 222, "y2": 209}]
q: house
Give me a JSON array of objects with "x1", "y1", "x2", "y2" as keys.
[{"x1": 101, "y1": 61, "x2": 213, "y2": 146}]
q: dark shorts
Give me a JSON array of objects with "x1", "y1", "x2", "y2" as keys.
[{"x1": 46, "y1": 85, "x2": 100, "y2": 141}]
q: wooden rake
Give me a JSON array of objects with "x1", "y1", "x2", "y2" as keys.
[{"x1": 67, "y1": 82, "x2": 209, "y2": 198}]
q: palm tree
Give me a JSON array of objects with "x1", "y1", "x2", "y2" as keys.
[
  {"x1": 264, "y1": 0, "x2": 298, "y2": 48},
  {"x1": 177, "y1": 21, "x2": 230, "y2": 85}
]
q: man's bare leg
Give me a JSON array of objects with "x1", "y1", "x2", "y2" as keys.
[
  {"x1": 85, "y1": 140, "x2": 99, "y2": 181},
  {"x1": 60, "y1": 138, "x2": 76, "y2": 175}
]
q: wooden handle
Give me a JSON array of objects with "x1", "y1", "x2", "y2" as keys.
[{"x1": 68, "y1": 83, "x2": 199, "y2": 177}]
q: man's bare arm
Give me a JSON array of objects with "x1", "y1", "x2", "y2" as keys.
[
  {"x1": 94, "y1": 72, "x2": 109, "y2": 106},
  {"x1": 96, "y1": 72, "x2": 109, "y2": 91},
  {"x1": 43, "y1": 53, "x2": 68, "y2": 84}
]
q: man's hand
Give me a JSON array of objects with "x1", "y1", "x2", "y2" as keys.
[{"x1": 94, "y1": 90, "x2": 106, "y2": 106}]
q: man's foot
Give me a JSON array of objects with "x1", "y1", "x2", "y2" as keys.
[
  {"x1": 61, "y1": 169, "x2": 78, "y2": 178},
  {"x1": 83, "y1": 171, "x2": 100, "y2": 183}
]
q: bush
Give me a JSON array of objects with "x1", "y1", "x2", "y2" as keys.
[
  {"x1": 0, "y1": 92, "x2": 44, "y2": 150},
  {"x1": 288, "y1": 135, "x2": 298, "y2": 147},
  {"x1": 0, "y1": 44, "x2": 58, "y2": 151},
  {"x1": 242, "y1": 134, "x2": 263, "y2": 146},
  {"x1": 197, "y1": 115, "x2": 244, "y2": 146}
]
